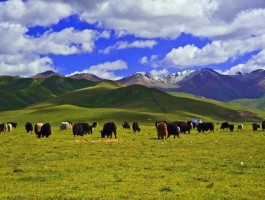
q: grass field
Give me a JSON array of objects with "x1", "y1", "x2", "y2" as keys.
[
  {"x1": 1, "y1": 78, "x2": 265, "y2": 199},
  {"x1": 0, "y1": 123, "x2": 264, "y2": 199}
]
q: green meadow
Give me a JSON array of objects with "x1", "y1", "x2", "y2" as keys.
[
  {"x1": 1, "y1": 77, "x2": 265, "y2": 199},
  {"x1": 0, "y1": 124, "x2": 264, "y2": 199}
]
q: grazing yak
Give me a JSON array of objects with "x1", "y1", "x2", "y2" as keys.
[
  {"x1": 122, "y1": 122, "x2": 130, "y2": 129},
  {"x1": 39, "y1": 123, "x2": 51, "y2": 138},
  {"x1": 132, "y1": 122, "x2": 141, "y2": 133},
  {"x1": 73, "y1": 123, "x2": 84, "y2": 137},
  {"x1": 34, "y1": 123, "x2": 51, "y2": 138},
  {"x1": 262, "y1": 121, "x2": 265, "y2": 131},
  {"x1": 7, "y1": 122, "x2": 17, "y2": 128},
  {"x1": 187, "y1": 121, "x2": 193, "y2": 129},
  {"x1": 101, "y1": 122, "x2": 117, "y2": 139},
  {"x1": 155, "y1": 121, "x2": 180, "y2": 138},
  {"x1": 60, "y1": 122, "x2": 72, "y2": 131},
  {"x1": 228, "y1": 124, "x2": 234, "y2": 132},
  {"x1": 72, "y1": 122, "x2": 98, "y2": 136},
  {"x1": 25, "y1": 122, "x2": 33, "y2": 133},
  {"x1": 157, "y1": 122, "x2": 168, "y2": 140},
  {"x1": 34, "y1": 123, "x2": 43, "y2": 137},
  {"x1": 173, "y1": 121, "x2": 192, "y2": 134},
  {"x1": 197, "y1": 122, "x2": 214, "y2": 133},
  {"x1": 80, "y1": 122, "x2": 98, "y2": 134},
  {"x1": 80, "y1": 123, "x2": 91, "y2": 134},
  {"x1": 155, "y1": 121, "x2": 166, "y2": 129},
  {"x1": 0, "y1": 123, "x2": 8, "y2": 133},
  {"x1": 237, "y1": 124, "x2": 243, "y2": 131},
  {"x1": 220, "y1": 122, "x2": 229, "y2": 131},
  {"x1": 7, "y1": 123, "x2": 12, "y2": 132},
  {"x1": 252, "y1": 123, "x2": 260, "y2": 131},
  {"x1": 166, "y1": 122, "x2": 180, "y2": 138}
]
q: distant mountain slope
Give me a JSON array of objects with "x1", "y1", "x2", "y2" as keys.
[
  {"x1": 118, "y1": 71, "x2": 193, "y2": 88},
  {"x1": 230, "y1": 97, "x2": 265, "y2": 111},
  {"x1": 0, "y1": 75, "x2": 96, "y2": 111},
  {"x1": 69, "y1": 73, "x2": 102, "y2": 82},
  {"x1": 32, "y1": 70, "x2": 63, "y2": 78},
  {"x1": 28, "y1": 69, "x2": 265, "y2": 102},
  {"x1": 167, "y1": 68, "x2": 265, "y2": 101},
  {"x1": 117, "y1": 68, "x2": 265, "y2": 101},
  {"x1": 172, "y1": 68, "x2": 243, "y2": 101},
  {"x1": 33, "y1": 83, "x2": 262, "y2": 121}
]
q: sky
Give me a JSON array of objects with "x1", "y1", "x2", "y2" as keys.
[{"x1": 0, "y1": 0, "x2": 265, "y2": 80}]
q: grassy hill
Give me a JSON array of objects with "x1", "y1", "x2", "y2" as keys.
[
  {"x1": 0, "y1": 75, "x2": 96, "y2": 111},
  {"x1": 1, "y1": 79, "x2": 264, "y2": 125},
  {"x1": 230, "y1": 98, "x2": 265, "y2": 111}
]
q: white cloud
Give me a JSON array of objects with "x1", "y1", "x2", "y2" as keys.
[
  {"x1": 162, "y1": 34, "x2": 265, "y2": 68},
  {"x1": 100, "y1": 40, "x2": 157, "y2": 54},
  {"x1": 150, "y1": 68, "x2": 168, "y2": 76},
  {"x1": 139, "y1": 55, "x2": 160, "y2": 67},
  {"x1": 0, "y1": 0, "x2": 72, "y2": 27},
  {"x1": 220, "y1": 50, "x2": 265, "y2": 75},
  {"x1": 69, "y1": 60, "x2": 128, "y2": 80},
  {"x1": 33, "y1": 28, "x2": 98, "y2": 55},
  {"x1": 78, "y1": 0, "x2": 218, "y2": 39},
  {"x1": 71, "y1": 0, "x2": 265, "y2": 40},
  {"x1": 1, "y1": 0, "x2": 265, "y2": 76},
  {"x1": 0, "y1": 23, "x2": 106, "y2": 76},
  {"x1": 0, "y1": 54, "x2": 55, "y2": 77},
  {"x1": 139, "y1": 56, "x2": 148, "y2": 65},
  {"x1": 0, "y1": 23, "x2": 29, "y2": 55}
]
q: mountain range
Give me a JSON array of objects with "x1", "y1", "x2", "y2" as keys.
[
  {"x1": 32, "y1": 68, "x2": 265, "y2": 102},
  {"x1": 0, "y1": 74, "x2": 263, "y2": 122}
]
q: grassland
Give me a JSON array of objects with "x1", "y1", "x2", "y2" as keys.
[
  {"x1": 0, "y1": 124, "x2": 264, "y2": 199},
  {"x1": 230, "y1": 98, "x2": 265, "y2": 111},
  {"x1": 1, "y1": 76, "x2": 265, "y2": 199}
]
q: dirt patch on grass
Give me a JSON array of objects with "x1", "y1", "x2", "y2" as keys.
[
  {"x1": 229, "y1": 110, "x2": 261, "y2": 120},
  {"x1": 75, "y1": 138, "x2": 123, "y2": 143}
]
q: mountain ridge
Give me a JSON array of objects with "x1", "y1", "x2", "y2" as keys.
[{"x1": 2, "y1": 68, "x2": 265, "y2": 102}]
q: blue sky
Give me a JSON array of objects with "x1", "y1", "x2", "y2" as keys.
[{"x1": 0, "y1": 0, "x2": 265, "y2": 79}]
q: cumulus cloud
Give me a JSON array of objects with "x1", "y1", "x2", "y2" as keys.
[
  {"x1": 162, "y1": 34, "x2": 265, "y2": 68},
  {"x1": 70, "y1": 0, "x2": 265, "y2": 40},
  {"x1": 0, "y1": 0, "x2": 72, "y2": 27},
  {"x1": 139, "y1": 56, "x2": 148, "y2": 65},
  {"x1": 33, "y1": 28, "x2": 98, "y2": 55},
  {"x1": 150, "y1": 68, "x2": 168, "y2": 76},
  {"x1": 69, "y1": 60, "x2": 128, "y2": 80},
  {"x1": 0, "y1": 22, "x2": 105, "y2": 76},
  {"x1": 0, "y1": 22, "x2": 104, "y2": 56},
  {"x1": 65, "y1": 0, "x2": 265, "y2": 74},
  {"x1": 1, "y1": 0, "x2": 265, "y2": 76},
  {"x1": 220, "y1": 50, "x2": 265, "y2": 75},
  {"x1": 100, "y1": 40, "x2": 157, "y2": 54},
  {"x1": 139, "y1": 55, "x2": 160, "y2": 67},
  {"x1": 0, "y1": 54, "x2": 55, "y2": 77},
  {"x1": 78, "y1": 0, "x2": 218, "y2": 39}
]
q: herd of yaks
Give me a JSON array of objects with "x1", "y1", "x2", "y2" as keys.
[{"x1": 0, "y1": 120, "x2": 265, "y2": 140}]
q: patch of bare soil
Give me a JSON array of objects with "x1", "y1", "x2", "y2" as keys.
[
  {"x1": 229, "y1": 110, "x2": 261, "y2": 120},
  {"x1": 238, "y1": 110, "x2": 259, "y2": 118},
  {"x1": 75, "y1": 138, "x2": 123, "y2": 143}
]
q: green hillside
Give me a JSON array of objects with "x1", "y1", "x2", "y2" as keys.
[
  {"x1": 230, "y1": 98, "x2": 265, "y2": 111},
  {"x1": 0, "y1": 76, "x2": 264, "y2": 124},
  {"x1": 0, "y1": 75, "x2": 96, "y2": 111}
]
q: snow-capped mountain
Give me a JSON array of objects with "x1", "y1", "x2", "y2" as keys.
[
  {"x1": 30, "y1": 68, "x2": 265, "y2": 102},
  {"x1": 117, "y1": 70, "x2": 194, "y2": 88}
]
